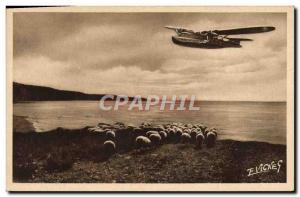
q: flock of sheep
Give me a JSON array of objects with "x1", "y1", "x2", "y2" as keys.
[{"x1": 87, "y1": 122, "x2": 218, "y2": 157}]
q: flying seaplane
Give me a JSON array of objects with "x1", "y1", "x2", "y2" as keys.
[{"x1": 165, "y1": 26, "x2": 275, "y2": 48}]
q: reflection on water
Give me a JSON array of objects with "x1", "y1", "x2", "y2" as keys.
[{"x1": 13, "y1": 101, "x2": 286, "y2": 145}]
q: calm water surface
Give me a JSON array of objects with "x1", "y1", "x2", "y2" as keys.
[{"x1": 13, "y1": 101, "x2": 286, "y2": 145}]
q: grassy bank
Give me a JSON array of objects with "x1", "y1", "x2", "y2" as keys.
[{"x1": 13, "y1": 126, "x2": 286, "y2": 183}]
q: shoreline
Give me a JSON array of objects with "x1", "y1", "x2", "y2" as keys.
[
  {"x1": 13, "y1": 115, "x2": 35, "y2": 133},
  {"x1": 13, "y1": 122, "x2": 286, "y2": 183},
  {"x1": 13, "y1": 115, "x2": 286, "y2": 146}
]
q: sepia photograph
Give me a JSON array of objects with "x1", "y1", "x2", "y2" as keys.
[{"x1": 6, "y1": 6, "x2": 294, "y2": 192}]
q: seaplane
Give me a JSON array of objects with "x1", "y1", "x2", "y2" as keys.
[{"x1": 165, "y1": 26, "x2": 275, "y2": 48}]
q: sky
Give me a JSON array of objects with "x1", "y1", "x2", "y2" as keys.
[{"x1": 13, "y1": 12, "x2": 287, "y2": 101}]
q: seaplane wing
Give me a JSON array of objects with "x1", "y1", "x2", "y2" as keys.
[{"x1": 212, "y1": 26, "x2": 275, "y2": 35}]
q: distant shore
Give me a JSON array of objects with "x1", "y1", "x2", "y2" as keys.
[{"x1": 12, "y1": 116, "x2": 286, "y2": 183}]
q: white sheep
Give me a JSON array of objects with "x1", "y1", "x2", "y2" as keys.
[
  {"x1": 180, "y1": 133, "x2": 191, "y2": 143},
  {"x1": 87, "y1": 127, "x2": 96, "y2": 132},
  {"x1": 164, "y1": 124, "x2": 171, "y2": 129},
  {"x1": 187, "y1": 124, "x2": 193, "y2": 128},
  {"x1": 127, "y1": 124, "x2": 135, "y2": 128},
  {"x1": 135, "y1": 136, "x2": 151, "y2": 149},
  {"x1": 142, "y1": 122, "x2": 151, "y2": 127},
  {"x1": 149, "y1": 133, "x2": 162, "y2": 145},
  {"x1": 103, "y1": 140, "x2": 116, "y2": 155},
  {"x1": 146, "y1": 130, "x2": 159, "y2": 137},
  {"x1": 172, "y1": 122, "x2": 178, "y2": 126},
  {"x1": 93, "y1": 128, "x2": 105, "y2": 133},
  {"x1": 195, "y1": 133, "x2": 205, "y2": 149},
  {"x1": 184, "y1": 128, "x2": 191, "y2": 134}
]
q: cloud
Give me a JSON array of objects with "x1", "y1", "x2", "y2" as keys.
[{"x1": 13, "y1": 12, "x2": 287, "y2": 101}]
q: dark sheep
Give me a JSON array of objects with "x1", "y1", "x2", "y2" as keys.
[
  {"x1": 195, "y1": 133, "x2": 205, "y2": 149},
  {"x1": 200, "y1": 126, "x2": 208, "y2": 133},
  {"x1": 210, "y1": 128, "x2": 218, "y2": 137},
  {"x1": 106, "y1": 130, "x2": 116, "y2": 140},
  {"x1": 190, "y1": 130, "x2": 198, "y2": 143},
  {"x1": 158, "y1": 131, "x2": 168, "y2": 141},
  {"x1": 149, "y1": 133, "x2": 162, "y2": 146},
  {"x1": 174, "y1": 129, "x2": 183, "y2": 142},
  {"x1": 103, "y1": 140, "x2": 116, "y2": 156},
  {"x1": 203, "y1": 128, "x2": 210, "y2": 137},
  {"x1": 167, "y1": 128, "x2": 176, "y2": 141},
  {"x1": 180, "y1": 133, "x2": 191, "y2": 144},
  {"x1": 132, "y1": 128, "x2": 145, "y2": 137},
  {"x1": 206, "y1": 131, "x2": 217, "y2": 148}
]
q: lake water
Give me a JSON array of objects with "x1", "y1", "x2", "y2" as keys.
[{"x1": 13, "y1": 101, "x2": 286, "y2": 145}]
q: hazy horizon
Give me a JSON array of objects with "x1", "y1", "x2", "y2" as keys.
[{"x1": 14, "y1": 80, "x2": 286, "y2": 103}]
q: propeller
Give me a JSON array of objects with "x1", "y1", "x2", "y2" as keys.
[{"x1": 165, "y1": 26, "x2": 194, "y2": 34}]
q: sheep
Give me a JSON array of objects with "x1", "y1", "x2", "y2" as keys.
[
  {"x1": 196, "y1": 124, "x2": 203, "y2": 129},
  {"x1": 172, "y1": 122, "x2": 178, "y2": 126},
  {"x1": 187, "y1": 124, "x2": 193, "y2": 128},
  {"x1": 184, "y1": 128, "x2": 191, "y2": 134},
  {"x1": 164, "y1": 128, "x2": 170, "y2": 134},
  {"x1": 98, "y1": 122, "x2": 111, "y2": 127},
  {"x1": 114, "y1": 122, "x2": 125, "y2": 127},
  {"x1": 146, "y1": 130, "x2": 159, "y2": 137},
  {"x1": 206, "y1": 131, "x2": 217, "y2": 148},
  {"x1": 175, "y1": 127, "x2": 182, "y2": 133},
  {"x1": 106, "y1": 130, "x2": 116, "y2": 140},
  {"x1": 180, "y1": 133, "x2": 191, "y2": 144},
  {"x1": 203, "y1": 128, "x2": 210, "y2": 137},
  {"x1": 174, "y1": 129, "x2": 183, "y2": 142},
  {"x1": 127, "y1": 124, "x2": 135, "y2": 128},
  {"x1": 195, "y1": 133, "x2": 205, "y2": 149},
  {"x1": 112, "y1": 122, "x2": 125, "y2": 130},
  {"x1": 132, "y1": 128, "x2": 145, "y2": 137},
  {"x1": 149, "y1": 133, "x2": 162, "y2": 146},
  {"x1": 196, "y1": 128, "x2": 203, "y2": 134},
  {"x1": 158, "y1": 131, "x2": 168, "y2": 141},
  {"x1": 87, "y1": 127, "x2": 95, "y2": 132},
  {"x1": 103, "y1": 140, "x2": 116, "y2": 156},
  {"x1": 190, "y1": 130, "x2": 198, "y2": 143},
  {"x1": 212, "y1": 130, "x2": 218, "y2": 137},
  {"x1": 100, "y1": 124, "x2": 113, "y2": 130},
  {"x1": 135, "y1": 136, "x2": 151, "y2": 149},
  {"x1": 141, "y1": 122, "x2": 151, "y2": 127},
  {"x1": 93, "y1": 128, "x2": 105, "y2": 133},
  {"x1": 167, "y1": 128, "x2": 176, "y2": 141},
  {"x1": 164, "y1": 124, "x2": 171, "y2": 129},
  {"x1": 156, "y1": 125, "x2": 165, "y2": 131},
  {"x1": 210, "y1": 128, "x2": 218, "y2": 137},
  {"x1": 200, "y1": 126, "x2": 208, "y2": 133}
]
